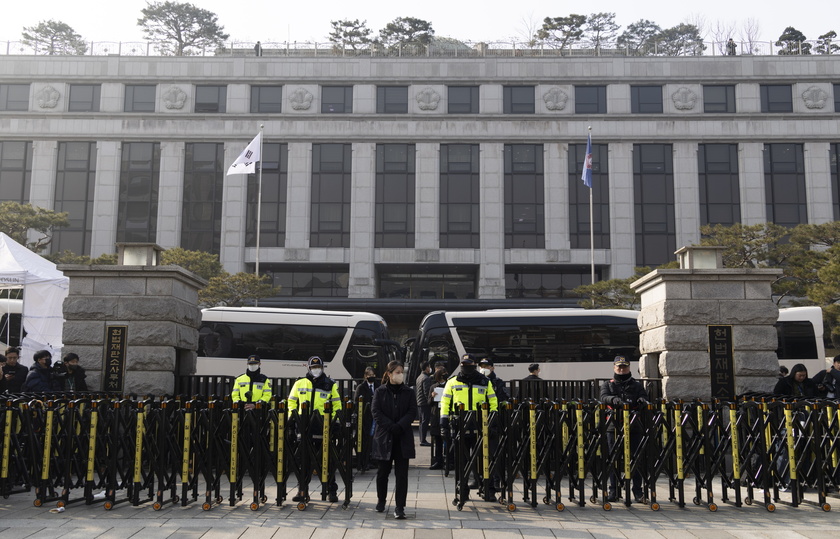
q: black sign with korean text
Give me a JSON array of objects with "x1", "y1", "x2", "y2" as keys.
[
  {"x1": 708, "y1": 325, "x2": 735, "y2": 400},
  {"x1": 104, "y1": 325, "x2": 127, "y2": 392}
]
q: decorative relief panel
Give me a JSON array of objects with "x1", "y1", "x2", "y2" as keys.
[
  {"x1": 162, "y1": 86, "x2": 187, "y2": 110},
  {"x1": 289, "y1": 88, "x2": 313, "y2": 110},
  {"x1": 415, "y1": 87, "x2": 440, "y2": 111},
  {"x1": 36, "y1": 85, "x2": 60, "y2": 109},
  {"x1": 542, "y1": 87, "x2": 568, "y2": 111},
  {"x1": 802, "y1": 86, "x2": 828, "y2": 109},
  {"x1": 671, "y1": 87, "x2": 697, "y2": 110}
]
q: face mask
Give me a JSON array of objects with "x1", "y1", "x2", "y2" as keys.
[
  {"x1": 366, "y1": 376, "x2": 376, "y2": 383},
  {"x1": 614, "y1": 372, "x2": 631, "y2": 382},
  {"x1": 310, "y1": 368, "x2": 323, "y2": 378},
  {"x1": 479, "y1": 368, "x2": 491, "y2": 376},
  {"x1": 391, "y1": 373, "x2": 405, "y2": 384},
  {"x1": 461, "y1": 365, "x2": 476, "y2": 375},
  {"x1": 247, "y1": 364, "x2": 259, "y2": 372}
]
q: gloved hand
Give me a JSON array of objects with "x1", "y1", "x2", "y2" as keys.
[
  {"x1": 440, "y1": 418, "x2": 450, "y2": 437},
  {"x1": 636, "y1": 397, "x2": 649, "y2": 406},
  {"x1": 389, "y1": 423, "x2": 402, "y2": 434}
]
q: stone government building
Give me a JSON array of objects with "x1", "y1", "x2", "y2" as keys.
[{"x1": 0, "y1": 52, "x2": 838, "y2": 333}]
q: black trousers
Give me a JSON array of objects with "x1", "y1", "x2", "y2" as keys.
[
  {"x1": 606, "y1": 429, "x2": 643, "y2": 496},
  {"x1": 376, "y1": 443, "x2": 409, "y2": 508}
]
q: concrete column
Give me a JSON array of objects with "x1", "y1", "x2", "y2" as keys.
[
  {"x1": 805, "y1": 142, "x2": 833, "y2": 224},
  {"x1": 156, "y1": 141, "x2": 185, "y2": 249},
  {"x1": 609, "y1": 143, "x2": 635, "y2": 279},
  {"x1": 415, "y1": 143, "x2": 439, "y2": 249},
  {"x1": 219, "y1": 141, "x2": 249, "y2": 273},
  {"x1": 100, "y1": 83, "x2": 122, "y2": 113},
  {"x1": 28, "y1": 141, "x2": 58, "y2": 247},
  {"x1": 673, "y1": 142, "x2": 701, "y2": 249},
  {"x1": 349, "y1": 142, "x2": 376, "y2": 297},
  {"x1": 739, "y1": 143, "x2": 766, "y2": 225},
  {"x1": 478, "y1": 143, "x2": 505, "y2": 298},
  {"x1": 285, "y1": 142, "x2": 311, "y2": 249},
  {"x1": 545, "y1": 142, "x2": 569, "y2": 251},
  {"x1": 90, "y1": 140, "x2": 121, "y2": 258}
]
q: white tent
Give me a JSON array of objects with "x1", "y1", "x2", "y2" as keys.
[{"x1": 0, "y1": 233, "x2": 69, "y2": 365}]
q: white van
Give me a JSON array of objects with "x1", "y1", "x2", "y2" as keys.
[{"x1": 0, "y1": 298, "x2": 23, "y2": 350}]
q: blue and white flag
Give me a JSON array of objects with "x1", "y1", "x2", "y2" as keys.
[
  {"x1": 581, "y1": 133, "x2": 593, "y2": 188},
  {"x1": 226, "y1": 132, "x2": 262, "y2": 175}
]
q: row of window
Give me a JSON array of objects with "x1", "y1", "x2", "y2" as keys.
[
  {"x1": 2, "y1": 82, "x2": 839, "y2": 114},
  {"x1": 2, "y1": 141, "x2": 836, "y2": 268}
]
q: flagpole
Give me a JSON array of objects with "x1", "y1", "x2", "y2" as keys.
[
  {"x1": 255, "y1": 124, "x2": 264, "y2": 306},
  {"x1": 588, "y1": 127, "x2": 595, "y2": 307}
]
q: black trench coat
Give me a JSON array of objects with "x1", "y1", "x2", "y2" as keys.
[{"x1": 370, "y1": 383, "x2": 417, "y2": 461}]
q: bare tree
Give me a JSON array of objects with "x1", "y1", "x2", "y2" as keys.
[
  {"x1": 740, "y1": 18, "x2": 761, "y2": 54},
  {"x1": 516, "y1": 12, "x2": 541, "y2": 46},
  {"x1": 710, "y1": 19, "x2": 737, "y2": 54}
]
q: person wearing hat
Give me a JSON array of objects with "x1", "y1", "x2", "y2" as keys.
[
  {"x1": 599, "y1": 355, "x2": 648, "y2": 503},
  {"x1": 478, "y1": 358, "x2": 509, "y2": 403},
  {"x1": 231, "y1": 355, "x2": 272, "y2": 410},
  {"x1": 287, "y1": 355, "x2": 342, "y2": 503},
  {"x1": 439, "y1": 353, "x2": 498, "y2": 500}
]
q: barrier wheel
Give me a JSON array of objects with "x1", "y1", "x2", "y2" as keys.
[
  {"x1": 33, "y1": 499, "x2": 42, "y2": 507},
  {"x1": 342, "y1": 503, "x2": 349, "y2": 510},
  {"x1": 216, "y1": 496, "x2": 224, "y2": 504},
  {"x1": 708, "y1": 503, "x2": 718, "y2": 512},
  {"x1": 590, "y1": 495, "x2": 597, "y2": 504},
  {"x1": 452, "y1": 499, "x2": 458, "y2": 507},
  {"x1": 250, "y1": 502, "x2": 259, "y2": 511},
  {"x1": 821, "y1": 503, "x2": 830, "y2": 512},
  {"x1": 556, "y1": 502, "x2": 565, "y2": 512},
  {"x1": 603, "y1": 502, "x2": 612, "y2": 511},
  {"x1": 202, "y1": 502, "x2": 211, "y2": 511},
  {"x1": 153, "y1": 502, "x2": 162, "y2": 511},
  {"x1": 744, "y1": 497, "x2": 752, "y2": 506},
  {"x1": 457, "y1": 504, "x2": 464, "y2": 512},
  {"x1": 104, "y1": 501, "x2": 114, "y2": 511},
  {"x1": 543, "y1": 496, "x2": 550, "y2": 505},
  {"x1": 693, "y1": 497, "x2": 700, "y2": 505},
  {"x1": 766, "y1": 503, "x2": 776, "y2": 513},
  {"x1": 651, "y1": 502, "x2": 660, "y2": 511},
  {"x1": 507, "y1": 503, "x2": 517, "y2": 512},
  {"x1": 56, "y1": 501, "x2": 65, "y2": 509},
  {"x1": 296, "y1": 502, "x2": 306, "y2": 511},
  {"x1": 173, "y1": 495, "x2": 180, "y2": 504},
  {"x1": 260, "y1": 495, "x2": 267, "y2": 503}
]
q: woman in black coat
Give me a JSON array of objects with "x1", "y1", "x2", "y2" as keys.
[
  {"x1": 773, "y1": 363, "x2": 819, "y2": 398},
  {"x1": 370, "y1": 360, "x2": 416, "y2": 519}
]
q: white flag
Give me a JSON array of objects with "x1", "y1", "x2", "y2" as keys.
[{"x1": 226, "y1": 132, "x2": 262, "y2": 175}]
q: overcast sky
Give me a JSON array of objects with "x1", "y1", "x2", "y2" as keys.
[{"x1": 0, "y1": 0, "x2": 830, "y2": 46}]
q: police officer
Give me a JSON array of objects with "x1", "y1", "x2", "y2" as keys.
[
  {"x1": 231, "y1": 354, "x2": 272, "y2": 409},
  {"x1": 599, "y1": 355, "x2": 648, "y2": 502},
  {"x1": 440, "y1": 353, "x2": 498, "y2": 498},
  {"x1": 287, "y1": 356, "x2": 341, "y2": 503},
  {"x1": 478, "y1": 358, "x2": 509, "y2": 403}
]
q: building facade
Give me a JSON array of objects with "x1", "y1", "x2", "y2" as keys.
[{"x1": 0, "y1": 53, "x2": 838, "y2": 328}]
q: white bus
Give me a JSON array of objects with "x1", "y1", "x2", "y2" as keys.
[
  {"x1": 404, "y1": 307, "x2": 826, "y2": 382},
  {"x1": 196, "y1": 307, "x2": 401, "y2": 379}
]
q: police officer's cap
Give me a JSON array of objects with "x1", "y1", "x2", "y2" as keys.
[
  {"x1": 613, "y1": 355, "x2": 630, "y2": 366},
  {"x1": 307, "y1": 356, "x2": 324, "y2": 368},
  {"x1": 479, "y1": 358, "x2": 493, "y2": 367},
  {"x1": 247, "y1": 354, "x2": 261, "y2": 364},
  {"x1": 460, "y1": 353, "x2": 476, "y2": 365}
]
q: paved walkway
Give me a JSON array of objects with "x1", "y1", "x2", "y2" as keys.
[{"x1": 0, "y1": 430, "x2": 837, "y2": 538}]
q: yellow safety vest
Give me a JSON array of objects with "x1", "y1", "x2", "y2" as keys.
[
  {"x1": 287, "y1": 376, "x2": 341, "y2": 417},
  {"x1": 231, "y1": 373, "x2": 272, "y2": 403},
  {"x1": 440, "y1": 375, "x2": 498, "y2": 419}
]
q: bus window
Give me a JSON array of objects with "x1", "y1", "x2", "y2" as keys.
[
  {"x1": 776, "y1": 321, "x2": 818, "y2": 360},
  {"x1": 198, "y1": 321, "x2": 346, "y2": 361}
]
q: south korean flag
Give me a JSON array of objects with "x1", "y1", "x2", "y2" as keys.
[{"x1": 226, "y1": 132, "x2": 262, "y2": 175}]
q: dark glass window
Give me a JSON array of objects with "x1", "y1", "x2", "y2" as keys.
[
  {"x1": 375, "y1": 144, "x2": 415, "y2": 247},
  {"x1": 246, "y1": 143, "x2": 287, "y2": 248},
  {"x1": 575, "y1": 86, "x2": 607, "y2": 114},
  {"x1": 503, "y1": 86, "x2": 535, "y2": 114},
  {"x1": 698, "y1": 144, "x2": 741, "y2": 226},
  {"x1": 448, "y1": 86, "x2": 479, "y2": 114},
  {"x1": 504, "y1": 144, "x2": 544, "y2": 248},
  {"x1": 68, "y1": 84, "x2": 100, "y2": 112},
  {"x1": 376, "y1": 86, "x2": 408, "y2": 113},
  {"x1": 321, "y1": 86, "x2": 353, "y2": 113},
  {"x1": 505, "y1": 267, "x2": 605, "y2": 299},
  {"x1": 117, "y1": 142, "x2": 160, "y2": 243},
  {"x1": 634, "y1": 144, "x2": 675, "y2": 267},
  {"x1": 311, "y1": 143, "x2": 351, "y2": 247},
  {"x1": 0, "y1": 141, "x2": 32, "y2": 203},
  {"x1": 124, "y1": 84, "x2": 156, "y2": 112},
  {"x1": 250, "y1": 86, "x2": 283, "y2": 113},
  {"x1": 194, "y1": 85, "x2": 227, "y2": 113},
  {"x1": 631, "y1": 85, "x2": 663, "y2": 113},
  {"x1": 266, "y1": 266, "x2": 349, "y2": 297},
  {"x1": 831, "y1": 143, "x2": 840, "y2": 221},
  {"x1": 0, "y1": 84, "x2": 29, "y2": 111},
  {"x1": 568, "y1": 143, "x2": 610, "y2": 248},
  {"x1": 182, "y1": 143, "x2": 224, "y2": 253},
  {"x1": 835, "y1": 84, "x2": 840, "y2": 113},
  {"x1": 760, "y1": 85, "x2": 793, "y2": 113},
  {"x1": 53, "y1": 142, "x2": 97, "y2": 255},
  {"x1": 703, "y1": 85, "x2": 736, "y2": 113},
  {"x1": 198, "y1": 320, "x2": 347, "y2": 360},
  {"x1": 764, "y1": 143, "x2": 807, "y2": 227},
  {"x1": 379, "y1": 268, "x2": 477, "y2": 299},
  {"x1": 440, "y1": 144, "x2": 480, "y2": 248}
]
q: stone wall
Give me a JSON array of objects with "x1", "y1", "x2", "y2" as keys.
[
  {"x1": 631, "y1": 268, "x2": 783, "y2": 400},
  {"x1": 59, "y1": 265, "x2": 205, "y2": 395}
]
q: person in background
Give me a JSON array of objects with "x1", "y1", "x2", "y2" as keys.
[
  {"x1": 254, "y1": 41, "x2": 263, "y2": 56},
  {"x1": 519, "y1": 362, "x2": 543, "y2": 401},
  {"x1": 371, "y1": 360, "x2": 416, "y2": 519},
  {"x1": 54, "y1": 352, "x2": 88, "y2": 392},
  {"x1": 812, "y1": 355, "x2": 840, "y2": 399},
  {"x1": 726, "y1": 38, "x2": 737, "y2": 56},
  {"x1": 352, "y1": 366, "x2": 378, "y2": 471},
  {"x1": 523, "y1": 363, "x2": 541, "y2": 381},
  {"x1": 0, "y1": 353, "x2": 5, "y2": 392},
  {"x1": 428, "y1": 367, "x2": 449, "y2": 470},
  {"x1": 478, "y1": 358, "x2": 509, "y2": 403},
  {"x1": 415, "y1": 360, "x2": 433, "y2": 447},
  {"x1": 778, "y1": 365, "x2": 789, "y2": 379},
  {"x1": 774, "y1": 363, "x2": 819, "y2": 398},
  {"x1": 22, "y1": 350, "x2": 58, "y2": 393},
  {"x1": 2, "y1": 348, "x2": 27, "y2": 393}
]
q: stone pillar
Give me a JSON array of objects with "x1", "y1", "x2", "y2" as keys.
[
  {"x1": 60, "y1": 265, "x2": 205, "y2": 395},
  {"x1": 631, "y1": 246, "x2": 782, "y2": 400}
]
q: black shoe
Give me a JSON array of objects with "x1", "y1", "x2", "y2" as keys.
[
  {"x1": 394, "y1": 506, "x2": 406, "y2": 519},
  {"x1": 429, "y1": 462, "x2": 443, "y2": 470},
  {"x1": 292, "y1": 492, "x2": 306, "y2": 502},
  {"x1": 607, "y1": 492, "x2": 617, "y2": 502},
  {"x1": 328, "y1": 492, "x2": 339, "y2": 503},
  {"x1": 633, "y1": 490, "x2": 644, "y2": 503},
  {"x1": 419, "y1": 440, "x2": 431, "y2": 447},
  {"x1": 375, "y1": 500, "x2": 385, "y2": 512}
]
